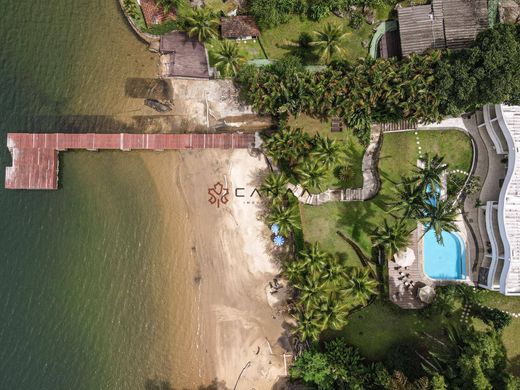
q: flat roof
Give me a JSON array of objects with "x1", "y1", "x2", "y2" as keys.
[{"x1": 160, "y1": 32, "x2": 209, "y2": 78}]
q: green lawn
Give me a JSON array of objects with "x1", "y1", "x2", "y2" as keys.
[
  {"x1": 480, "y1": 291, "x2": 520, "y2": 375},
  {"x1": 301, "y1": 130, "x2": 473, "y2": 262},
  {"x1": 237, "y1": 39, "x2": 267, "y2": 60},
  {"x1": 204, "y1": 0, "x2": 237, "y2": 14},
  {"x1": 328, "y1": 301, "x2": 451, "y2": 361},
  {"x1": 260, "y1": 15, "x2": 375, "y2": 64}
]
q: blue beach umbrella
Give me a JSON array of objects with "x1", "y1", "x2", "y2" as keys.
[
  {"x1": 271, "y1": 224, "x2": 280, "y2": 234},
  {"x1": 273, "y1": 235, "x2": 285, "y2": 247}
]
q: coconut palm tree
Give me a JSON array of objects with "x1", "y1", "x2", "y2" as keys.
[
  {"x1": 421, "y1": 195, "x2": 459, "y2": 244},
  {"x1": 267, "y1": 203, "x2": 301, "y2": 236},
  {"x1": 372, "y1": 219, "x2": 411, "y2": 261},
  {"x1": 154, "y1": 0, "x2": 182, "y2": 13},
  {"x1": 293, "y1": 308, "x2": 322, "y2": 341},
  {"x1": 263, "y1": 127, "x2": 310, "y2": 167},
  {"x1": 184, "y1": 7, "x2": 219, "y2": 42},
  {"x1": 260, "y1": 172, "x2": 289, "y2": 202},
  {"x1": 311, "y1": 134, "x2": 345, "y2": 169},
  {"x1": 343, "y1": 268, "x2": 378, "y2": 305},
  {"x1": 295, "y1": 160, "x2": 328, "y2": 192},
  {"x1": 310, "y1": 23, "x2": 349, "y2": 64},
  {"x1": 298, "y1": 242, "x2": 330, "y2": 277},
  {"x1": 414, "y1": 153, "x2": 448, "y2": 194},
  {"x1": 392, "y1": 178, "x2": 423, "y2": 219},
  {"x1": 315, "y1": 295, "x2": 350, "y2": 330},
  {"x1": 211, "y1": 39, "x2": 246, "y2": 76}
]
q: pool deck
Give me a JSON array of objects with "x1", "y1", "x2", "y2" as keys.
[{"x1": 388, "y1": 224, "x2": 428, "y2": 309}]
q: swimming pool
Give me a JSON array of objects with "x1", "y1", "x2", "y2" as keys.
[{"x1": 423, "y1": 229, "x2": 466, "y2": 280}]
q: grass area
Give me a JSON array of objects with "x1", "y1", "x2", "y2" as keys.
[
  {"x1": 329, "y1": 301, "x2": 451, "y2": 361},
  {"x1": 204, "y1": 0, "x2": 237, "y2": 14},
  {"x1": 237, "y1": 40, "x2": 267, "y2": 60},
  {"x1": 260, "y1": 14, "x2": 375, "y2": 64},
  {"x1": 301, "y1": 130, "x2": 473, "y2": 260},
  {"x1": 480, "y1": 291, "x2": 520, "y2": 375}
]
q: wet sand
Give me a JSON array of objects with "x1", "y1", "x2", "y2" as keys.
[{"x1": 141, "y1": 150, "x2": 286, "y2": 389}]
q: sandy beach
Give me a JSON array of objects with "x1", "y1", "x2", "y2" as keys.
[{"x1": 141, "y1": 148, "x2": 287, "y2": 389}]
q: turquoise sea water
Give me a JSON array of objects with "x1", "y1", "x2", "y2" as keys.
[
  {"x1": 0, "y1": 1, "x2": 192, "y2": 389},
  {"x1": 423, "y1": 229, "x2": 466, "y2": 280}
]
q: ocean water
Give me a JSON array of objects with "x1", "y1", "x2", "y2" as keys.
[{"x1": 0, "y1": 1, "x2": 195, "y2": 389}]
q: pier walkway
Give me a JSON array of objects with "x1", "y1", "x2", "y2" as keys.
[{"x1": 5, "y1": 132, "x2": 257, "y2": 190}]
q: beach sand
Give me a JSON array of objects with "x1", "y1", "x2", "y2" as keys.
[{"x1": 141, "y1": 149, "x2": 287, "y2": 389}]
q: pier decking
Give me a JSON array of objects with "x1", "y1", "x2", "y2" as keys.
[{"x1": 5, "y1": 132, "x2": 256, "y2": 190}]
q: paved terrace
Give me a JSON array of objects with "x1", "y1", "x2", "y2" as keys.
[{"x1": 5, "y1": 133, "x2": 256, "y2": 190}]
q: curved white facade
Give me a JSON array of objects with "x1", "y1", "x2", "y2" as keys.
[{"x1": 482, "y1": 104, "x2": 520, "y2": 295}]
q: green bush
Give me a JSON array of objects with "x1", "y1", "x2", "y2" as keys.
[{"x1": 475, "y1": 306, "x2": 512, "y2": 332}]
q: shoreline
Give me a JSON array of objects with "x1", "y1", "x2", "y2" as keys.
[{"x1": 141, "y1": 149, "x2": 287, "y2": 389}]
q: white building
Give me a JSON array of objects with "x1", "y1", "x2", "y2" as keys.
[{"x1": 479, "y1": 104, "x2": 520, "y2": 295}]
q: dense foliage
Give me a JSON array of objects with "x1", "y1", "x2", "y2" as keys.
[
  {"x1": 475, "y1": 306, "x2": 513, "y2": 333},
  {"x1": 236, "y1": 24, "x2": 520, "y2": 145},
  {"x1": 248, "y1": 0, "x2": 390, "y2": 28},
  {"x1": 285, "y1": 243, "x2": 377, "y2": 341},
  {"x1": 262, "y1": 127, "x2": 347, "y2": 192},
  {"x1": 291, "y1": 325, "x2": 520, "y2": 390},
  {"x1": 290, "y1": 339, "x2": 391, "y2": 389}
]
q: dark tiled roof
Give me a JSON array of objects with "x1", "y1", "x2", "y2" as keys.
[
  {"x1": 221, "y1": 16, "x2": 260, "y2": 39},
  {"x1": 397, "y1": 0, "x2": 488, "y2": 56},
  {"x1": 160, "y1": 32, "x2": 209, "y2": 78},
  {"x1": 140, "y1": 0, "x2": 176, "y2": 28}
]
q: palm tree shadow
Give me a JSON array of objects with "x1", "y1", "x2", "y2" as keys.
[
  {"x1": 337, "y1": 202, "x2": 378, "y2": 243},
  {"x1": 277, "y1": 41, "x2": 319, "y2": 65}
]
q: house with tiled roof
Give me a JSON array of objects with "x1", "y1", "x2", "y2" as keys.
[
  {"x1": 221, "y1": 15, "x2": 260, "y2": 40},
  {"x1": 139, "y1": 0, "x2": 176, "y2": 28}
]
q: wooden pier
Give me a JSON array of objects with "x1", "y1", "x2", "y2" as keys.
[{"x1": 5, "y1": 132, "x2": 256, "y2": 190}]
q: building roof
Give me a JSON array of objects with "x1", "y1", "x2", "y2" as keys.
[
  {"x1": 159, "y1": 32, "x2": 209, "y2": 78},
  {"x1": 397, "y1": 0, "x2": 488, "y2": 56},
  {"x1": 139, "y1": 0, "x2": 176, "y2": 28},
  {"x1": 496, "y1": 105, "x2": 520, "y2": 294},
  {"x1": 221, "y1": 16, "x2": 260, "y2": 39}
]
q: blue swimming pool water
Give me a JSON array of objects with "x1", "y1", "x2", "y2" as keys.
[{"x1": 423, "y1": 229, "x2": 466, "y2": 280}]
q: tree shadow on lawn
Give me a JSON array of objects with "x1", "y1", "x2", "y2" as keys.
[
  {"x1": 337, "y1": 201, "x2": 379, "y2": 244},
  {"x1": 276, "y1": 42, "x2": 320, "y2": 65}
]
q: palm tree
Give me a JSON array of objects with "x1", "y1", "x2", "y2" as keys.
[
  {"x1": 392, "y1": 178, "x2": 423, "y2": 219},
  {"x1": 414, "y1": 153, "x2": 448, "y2": 194},
  {"x1": 211, "y1": 39, "x2": 246, "y2": 76},
  {"x1": 421, "y1": 195, "x2": 459, "y2": 244},
  {"x1": 293, "y1": 308, "x2": 322, "y2": 341},
  {"x1": 260, "y1": 172, "x2": 289, "y2": 202},
  {"x1": 298, "y1": 242, "x2": 330, "y2": 277},
  {"x1": 315, "y1": 295, "x2": 350, "y2": 330},
  {"x1": 311, "y1": 134, "x2": 345, "y2": 169},
  {"x1": 343, "y1": 268, "x2": 378, "y2": 305},
  {"x1": 263, "y1": 127, "x2": 310, "y2": 167},
  {"x1": 184, "y1": 8, "x2": 219, "y2": 42},
  {"x1": 154, "y1": 0, "x2": 181, "y2": 13},
  {"x1": 267, "y1": 203, "x2": 301, "y2": 236},
  {"x1": 310, "y1": 23, "x2": 349, "y2": 64},
  {"x1": 372, "y1": 219, "x2": 411, "y2": 261},
  {"x1": 295, "y1": 160, "x2": 328, "y2": 192}
]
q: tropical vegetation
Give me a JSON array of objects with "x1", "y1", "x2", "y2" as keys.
[
  {"x1": 209, "y1": 40, "x2": 246, "y2": 76},
  {"x1": 262, "y1": 126, "x2": 348, "y2": 193},
  {"x1": 285, "y1": 243, "x2": 378, "y2": 341},
  {"x1": 237, "y1": 24, "x2": 520, "y2": 145},
  {"x1": 183, "y1": 7, "x2": 219, "y2": 42}
]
